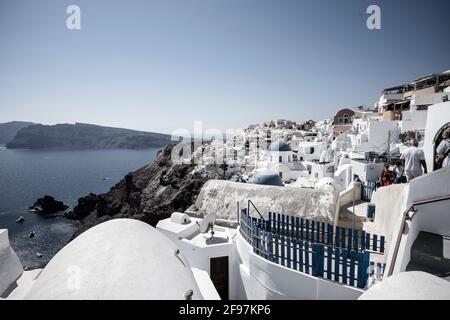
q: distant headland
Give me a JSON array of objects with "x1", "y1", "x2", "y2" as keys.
[{"x1": 2, "y1": 122, "x2": 176, "y2": 150}]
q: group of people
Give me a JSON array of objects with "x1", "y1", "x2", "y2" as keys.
[
  {"x1": 378, "y1": 162, "x2": 406, "y2": 187},
  {"x1": 378, "y1": 129, "x2": 450, "y2": 187}
]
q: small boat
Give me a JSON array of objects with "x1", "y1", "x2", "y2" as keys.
[
  {"x1": 16, "y1": 216, "x2": 25, "y2": 223},
  {"x1": 29, "y1": 231, "x2": 35, "y2": 238},
  {"x1": 36, "y1": 252, "x2": 42, "y2": 258}
]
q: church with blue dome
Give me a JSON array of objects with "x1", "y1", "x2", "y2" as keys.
[{"x1": 256, "y1": 139, "x2": 309, "y2": 183}]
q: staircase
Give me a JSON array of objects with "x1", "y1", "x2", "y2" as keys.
[{"x1": 406, "y1": 231, "x2": 450, "y2": 281}]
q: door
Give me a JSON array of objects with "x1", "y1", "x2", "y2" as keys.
[{"x1": 210, "y1": 256, "x2": 229, "y2": 300}]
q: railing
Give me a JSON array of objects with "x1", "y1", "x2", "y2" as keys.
[
  {"x1": 247, "y1": 199, "x2": 265, "y2": 221},
  {"x1": 387, "y1": 195, "x2": 450, "y2": 277},
  {"x1": 267, "y1": 212, "x2": 385, "y2": 253},
  {"x1": 361, "y1": 181, "x2": 377, "y2": 202},
  {"x1": 240, "y1": 209, "x2": 380, "y2": 289}
]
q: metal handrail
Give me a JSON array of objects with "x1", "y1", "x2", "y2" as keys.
[
  {"x1": 387, "y1": 195, "x2": 450, "y2": 276},
  {"x1": 248, "y1": 199, "x2": 265, "y2": 221}
]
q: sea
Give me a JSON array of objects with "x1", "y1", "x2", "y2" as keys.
[{"x1": 0, "y1": 146, "x2": 160, "y2": 269}]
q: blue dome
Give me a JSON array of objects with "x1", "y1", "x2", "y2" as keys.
[
  {"x1": 268, "y1": 140, "x2": 291, "y2": 152},
  {"x1": 251, "y1": 171, "x2": 283, "y2": 186}
]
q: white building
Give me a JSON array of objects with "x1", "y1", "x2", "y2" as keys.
[
  {"x1": 297, "y1": 141, "x2": 325, "y2": 162},
  {"x1": 264, "y1": 139, "x2": 309, "y2": 182},
  {"x1": 350, "y1": 120, "x2": 401, "y2": 154}
]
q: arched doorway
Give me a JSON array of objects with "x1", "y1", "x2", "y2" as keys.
[{"x1": 433, "y1": 122, "x2": 450, "y2": 171}]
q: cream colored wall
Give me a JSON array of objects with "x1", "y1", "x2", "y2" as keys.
[
  {"x1": 369, "y1": 184, "x2": 409, "y2": 273},
  {"x1": 190, "y1": 180, "x2": 337, "y2": 223}
]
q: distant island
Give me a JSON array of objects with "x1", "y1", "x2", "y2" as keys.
[
  {"x1": 5, "y1": 122, "x2": 177, "y2": 149},
  {"x1": 0, "y1": 121, "x2": 35, "y2": 145}
]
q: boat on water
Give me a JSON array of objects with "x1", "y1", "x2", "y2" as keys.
[{"x1": 15, "y1": 216, "x2": 24, "y2": 223}]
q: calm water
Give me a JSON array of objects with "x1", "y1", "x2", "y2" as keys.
[{"x1": 0, "y1": 146, "x2": 160, "y2": 269}]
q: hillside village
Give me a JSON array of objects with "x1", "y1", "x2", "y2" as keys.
[{"x1": 175, "y1": 70, "x2": 450, "y2": 192}]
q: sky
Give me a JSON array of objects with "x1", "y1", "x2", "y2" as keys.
[{"x1": 0, "y1": 0, "x2": 449, "y2": 134}]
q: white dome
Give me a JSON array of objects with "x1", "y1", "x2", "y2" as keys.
[
  {"x1": 24, "y1": 219, "x2": 203, "y2": 300},
  {"x1": 268, "y1": 139, "x2": 292, "y2": 152},
  {"x1": 251, "y1": 169, "x2": 283, "y2": 186}
]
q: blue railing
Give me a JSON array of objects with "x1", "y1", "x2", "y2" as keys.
[
  {"x1": 239, "y1": 209, "x2": 386, "y2": 289},
  {"x1": 362, "y1": 181, "x2": 377, "y2": 202},
  {"x1": 267, "y1": 212, "x2": 385, "y2": 253}
]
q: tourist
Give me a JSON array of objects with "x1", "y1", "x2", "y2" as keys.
[
  {"x1": 436, "y1": 128, "x2": 450, "y2": 169},
  {"x1": 394, "y1": 161, "x2": 407, "y2": 184},
  {"x1": 378, "y1": 164, "x2": 394, "y2": 187},
  {"x1": 400, "y1": 139, "x2": 427, "y2": 182}
]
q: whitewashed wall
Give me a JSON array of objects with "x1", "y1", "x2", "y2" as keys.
[
  {"x1": 0, "y1": 230, "x2": 23, "y2": 297},
  {"x1": 236, "y1": 233, "x2": 363, "y2": 300},
  {"x1": 423, "y1": 101, "x2": 450, "y2": 170}
]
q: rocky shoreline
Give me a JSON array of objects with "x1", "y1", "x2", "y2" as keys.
[
  {"x1": 65, "y1": 144, "x2": 214, "y2": 240},
  {"x1": 29, "y1": 196, "x2": 69, "y2": 214}
]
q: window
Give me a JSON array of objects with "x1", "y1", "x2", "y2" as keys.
[
  {"x1": 279, "y1": 156, "x2": 282, "y2": 163},
  {"x1": 279, "y1": 172, "x2": 283, "y2": 179},
  {"x1": 343, "y1": 114, "x2": 349, "y2": 124}
]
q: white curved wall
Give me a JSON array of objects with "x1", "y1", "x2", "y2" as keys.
[
  {"x1": 424, "y1": 101, "x2": 450, "y2": 170},
  {"x1": 236, "y1": 233, "x2": 363, "y2": 300},
  {"x1": 0, "y1": 230, "x2": 23, "y2": 297}
]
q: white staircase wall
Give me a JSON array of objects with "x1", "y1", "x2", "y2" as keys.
[{"x1": 0, "y1": 230, "x2": 23, "y2": 297}]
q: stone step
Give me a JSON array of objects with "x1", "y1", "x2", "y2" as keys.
[{"x1": 406, "y1": 231, "x2": 450, "y2": 280}]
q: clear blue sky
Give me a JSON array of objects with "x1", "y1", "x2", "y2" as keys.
[{"x1": 1, "y1": 0, "x2": 449, "y2": 134}]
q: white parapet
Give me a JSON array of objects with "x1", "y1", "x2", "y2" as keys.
[
  {"x1": 359, "y1": 271, "x2": 450, "y2": 300},
  {"x1": 0, "y1": 229, "x2": 24, "y2": 297}
]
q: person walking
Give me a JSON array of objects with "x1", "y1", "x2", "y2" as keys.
[{"x1": 400, "y1": 138, "x2": 427, "y2": 182}]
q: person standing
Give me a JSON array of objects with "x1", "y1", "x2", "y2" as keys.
[
  {"x1": 378, "y1": 164, "x2": 394, "y2": 187},
  {"x1": 400, "y1": 139, "x2": 427, "y2": 182},
  {"x1": 436, "y1": 129, "x2": 450, "y2": 169}
]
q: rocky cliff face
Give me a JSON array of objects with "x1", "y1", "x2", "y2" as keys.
[{"x1": 66, "y1": 144, "x2": 214, "y2": 239}]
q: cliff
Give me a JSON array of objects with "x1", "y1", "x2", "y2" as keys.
[
  {"x1": 0, "y1": 121, "x2": 35, "y2": 145},
  {"x1": 66, "y1": 144, "x2": 217, "y2": 239},
  {"x1": 6, "y1": 123, "x2": 175, "y2": 149}
]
